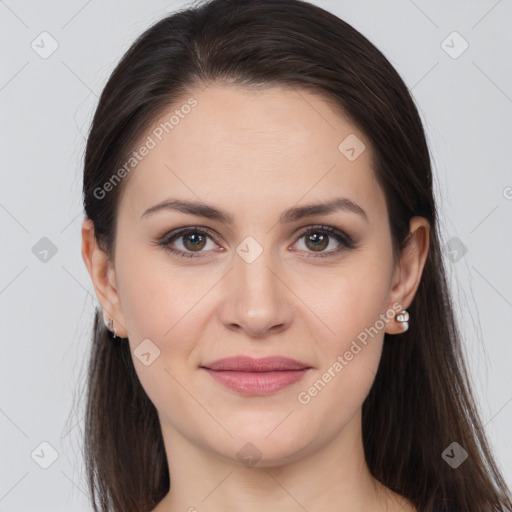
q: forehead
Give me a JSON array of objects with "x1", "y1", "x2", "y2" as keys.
[{"x1": 118, "y1": 83, "x2": 385, "y2": 224}]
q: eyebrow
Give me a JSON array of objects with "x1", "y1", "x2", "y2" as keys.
[{"x1": 140, "y1": 197, "x2": 368, "y2": 224}]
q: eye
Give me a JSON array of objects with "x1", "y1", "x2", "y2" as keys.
[
  {"x1": 291, "y1": 225, "x2": 356, "y2": 258},
  {"x1": 156, "y1": 227, "x2": 221, "y2": 259},
  {"x1": 155, "y1": 225, "x2": 357, "y2": 259}
]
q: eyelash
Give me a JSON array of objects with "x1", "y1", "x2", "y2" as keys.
[{"x1": 155, "y1": 225, "x2": 357, "y2": 260}]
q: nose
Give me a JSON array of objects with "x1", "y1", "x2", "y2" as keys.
[{"x1": 217, "y1": 246, "x2": 295, "y2": 338}]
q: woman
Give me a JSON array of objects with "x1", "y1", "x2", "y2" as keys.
[{"x1": 79, "y1": 0, "x2": 512, "y2": 511}]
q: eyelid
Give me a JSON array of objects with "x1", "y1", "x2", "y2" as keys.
[
  {"x1": 290, "y1": 225, "x2": 356, "y2": 258},
  {"x1": 156, "y1": 224, "x2": 356, "y2": 259},
  {"x1": 158, "y1": 226, "x2": 223, "y2": 258},
  {"x1": 294, "y1": 225, "x2": 355, "y2": 247}
]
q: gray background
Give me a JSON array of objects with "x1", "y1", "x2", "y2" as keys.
[{"x1": 1, "y1": 0, "x2": 511, "y2": 510}]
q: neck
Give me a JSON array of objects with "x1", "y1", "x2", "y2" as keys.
[{"x1": 153, "y1": 410, "x2": 412, "y2": 512}]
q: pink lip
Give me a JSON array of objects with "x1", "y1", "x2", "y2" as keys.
[{"x1": 200, "y1": 356, "x2": 312, "y2": 395}]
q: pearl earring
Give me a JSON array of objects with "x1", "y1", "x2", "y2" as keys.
[{"x1": 396, "y1": 309, "x2": 409, "y2": 332}]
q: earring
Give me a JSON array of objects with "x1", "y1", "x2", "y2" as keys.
[
  {"x1": 106, "y1": 318, "x2": 118, "y2": 339},
  {"x1": 396, "y1": 309, "x2": 409, "y2": 332}
]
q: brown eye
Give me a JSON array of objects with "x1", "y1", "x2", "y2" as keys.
[
  {"x1": 158, "y1": 227, "x2": 219, "y2": 259},
  {"x1": 292, "y1": 225, "x2": 356, "y2": 258},
  {"x1": 181, "y1": 232, "x2": 207, "y2": 251},
  {"x1": 304, "y1": 232, "x2": 329, "y2": 252}
]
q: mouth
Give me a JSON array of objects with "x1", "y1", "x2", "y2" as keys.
[{"x1": 200, "y1": 356, "x2": 312, "y2": 395}]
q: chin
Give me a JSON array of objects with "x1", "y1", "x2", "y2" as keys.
[{"x1": 210, "y1": 428, "x2": 311, "y2": 468}]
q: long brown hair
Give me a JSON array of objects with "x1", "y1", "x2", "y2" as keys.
[{"x1": 78, "y1": 0, "x2": 512, "y2": 510}]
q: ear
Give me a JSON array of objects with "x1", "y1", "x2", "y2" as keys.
[
  {"x1": 385, "y1": 216, "x2": 430, "y2": 335},
  {"x1": 81, "y1": 218, "x2": 128, "y2": 337}
]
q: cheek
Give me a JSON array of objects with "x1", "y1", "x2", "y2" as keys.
[
  {"x1": 304, "y1": 250, "x2": 393, "y2": 418},
  {"x1": 296, "y1": 274, "x2": 388, "y2": 438},
  {"x1": 294, "y1": 251, "x2": 392, "y2": 413},
  {"x1": 114, "y1": 249, "x2": 209, "y2": 418},
  {"x1": 115, "y1": 247, "x2": 223, "y2": 386},
  {"x1": 116, "y1": 244, "x2": 205, "y2": 339},
  {"x1": 299, "y1": 256, "x2": 393, "y2": 346}
]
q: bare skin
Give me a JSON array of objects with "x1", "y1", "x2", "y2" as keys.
[{"x1": 82, "y1": 83, "x2": 428, "y2": 512}]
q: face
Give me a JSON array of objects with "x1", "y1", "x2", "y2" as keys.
[{"x1": 88, "y1": 84, "x2": 424, "y2": 467}]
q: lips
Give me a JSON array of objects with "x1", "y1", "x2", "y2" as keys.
[
  {"x1": 200, "y1": 356, "x2": 312, "y2": 395},
  {"x1": 201, "y1": 355, "x2": 311, "y2": 372}
]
